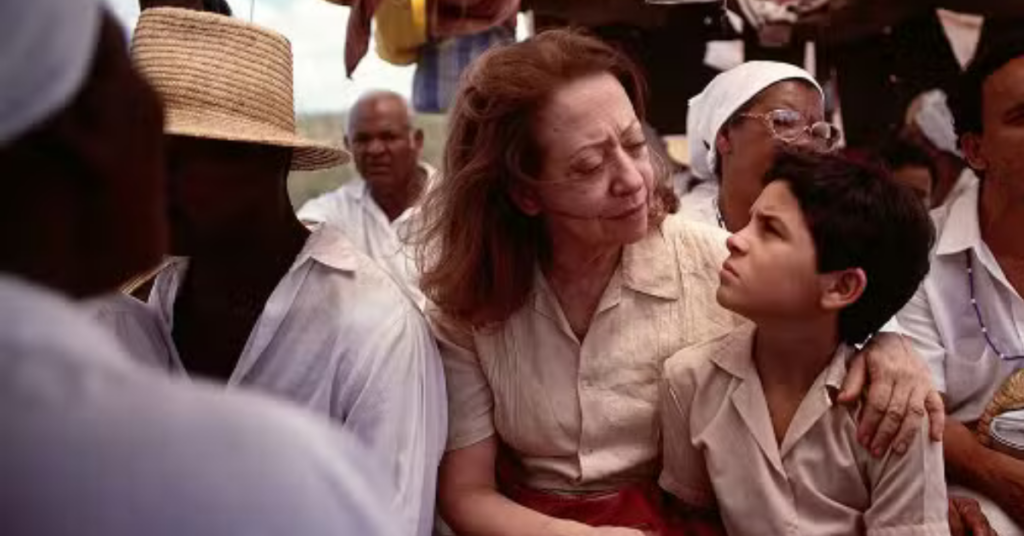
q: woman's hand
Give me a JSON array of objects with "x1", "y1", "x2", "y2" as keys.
[{"x1": 837, "y1": 332, "x2": 945, "y2": 457}]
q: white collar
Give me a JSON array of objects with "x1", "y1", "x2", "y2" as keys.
[
  {"x1": 353, "y1": 161, "x2": 436, "y2": 204},
  {"x1": 935, "y1": 176, "x2": 983, "y2": 258}
]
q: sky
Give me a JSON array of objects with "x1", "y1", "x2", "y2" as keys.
[{"x1": 105, "y1": 0, "x2": 416, "y2": 113}]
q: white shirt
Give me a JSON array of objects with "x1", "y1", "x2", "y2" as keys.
[
  {"x1": 91, "y1": 227, "x2": 448, "y2": 536},
  {"x1": 934, "y1": 168, "x2": 979, "y2": 216},
  {"x1": 677, "y1": 177, "x2": 722, "y2": 229},
  {"x1": 898, "y1": 179, "x2": 1024, "y2": 422},
  {"x1": 297, "y1": 166, "x2": 432, "y2": 309},
  {"x1": 0, "y1": 274, "x2": 398, "y2": 536}
]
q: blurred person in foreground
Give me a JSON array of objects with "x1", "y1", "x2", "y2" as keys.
[
  {"x1": 898, "y1": 35, "x2": 1024, "y2": 536},
  {"x1": 298, "y1": 90, "x2": 430, "y2": 307},
  {"x1": 0, "y1": 1, "x2": 397, "y2": 535},
  {"x1": 422, "y1": 29, "x2": 942, "y2": 536},
  {"x1": 90, "y1": 9, "x2": 446, "y2": 536}
]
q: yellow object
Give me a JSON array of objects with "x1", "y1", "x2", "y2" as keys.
[
  {"x1": 374, "y1": 0, "x2": 428, "y2": 65},
  {"x1": 663, "y1": 135, "x2": 691, "y2": 167}
]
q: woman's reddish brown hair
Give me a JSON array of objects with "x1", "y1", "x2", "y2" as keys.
[{"x1": 417, "y1": 29, "x2": 678, "y2": 328}]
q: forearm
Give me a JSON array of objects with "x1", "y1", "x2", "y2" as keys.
[
  {"x1": 944, "y1": 418, "x2": 1024, "y2": 514},
  {"x1": 440, "y1": 485, "x2": 590, "y2": 536}
]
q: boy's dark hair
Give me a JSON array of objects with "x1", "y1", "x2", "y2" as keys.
[
  {"x1": 950, "y1": 30, "x2": 1024, "y2": 138},
  {"x1": 876, "y1": 135, "x2": 937, "y2": 188},
  {"x1": 764, "y1": 150, "x2": 935, "y2": 345}
]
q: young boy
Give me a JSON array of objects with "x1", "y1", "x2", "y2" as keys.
[{"x1": 659, "y1": 150, "x2": 949, "y2": 535}]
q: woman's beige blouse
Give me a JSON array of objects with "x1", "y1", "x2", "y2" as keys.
[{"x1": 433, "y1": 214, "x2": 742, "y2": 492}]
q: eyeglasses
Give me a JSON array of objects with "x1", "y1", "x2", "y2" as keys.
[{"x1": 737, "y1": 109, "x2": 842, "y2": 150}]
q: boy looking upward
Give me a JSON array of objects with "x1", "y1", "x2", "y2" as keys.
[{"x1": 660, "y1": 150, "x2": 948, "y2": 535}]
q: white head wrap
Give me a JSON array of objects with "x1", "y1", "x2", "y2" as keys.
[
  {"x1": 0, "y1": 0, "x2": 103, "y2": 145},
  {"x1": 913, "y1": 89, "x2": 962, "y2": 157},
  {"x1": 687, "y1": 61, "x2": 823, "y2": 181}
]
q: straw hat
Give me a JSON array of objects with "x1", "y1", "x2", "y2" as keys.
[{"x1": 131, "y1": 8, "x2": 348, "y2": 170}]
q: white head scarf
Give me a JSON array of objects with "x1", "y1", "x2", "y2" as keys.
[
  {"x1": 687, "y1": 61, "x2": 823, "y2": 181},
  {"x1": 0, "y1": 0, "x2": 103, "y2": 145},
  {"x1": 913, "y1": 89, "x2": 962, "y2": 157}
]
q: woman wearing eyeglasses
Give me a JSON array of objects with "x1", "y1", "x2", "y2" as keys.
[
  {"x1": 420, "y1": 32, "x2": 943, "y2": 536},
  {"x1": 682, "y1": 61, "x2": 841, "y2": 234}
]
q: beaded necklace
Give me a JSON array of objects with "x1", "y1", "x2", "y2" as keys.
[
  {"x1": 966, "y1": 252, "x2": 1024, "y2": 361},
  {"x1": 713, "y1": 195, "x2": 726, "y2": 229}
]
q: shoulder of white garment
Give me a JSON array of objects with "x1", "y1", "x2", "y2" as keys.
[
  {"x1": 302, "y1": 226, "x2": 417, "y2": 296},
  {"x1": 296, "y1": 178, "x2": 367, "y2": 225},
  {"x1": 0, "y1": 274, "x2": 399, "y2": 536}
]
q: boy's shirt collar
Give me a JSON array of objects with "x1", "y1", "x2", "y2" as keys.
[
  {"x1": 710, "y1": 323, "x2": 856, "y2": 466},
  {"x1": 709, "y1": 323, "x2": 852, "y2": 394}
]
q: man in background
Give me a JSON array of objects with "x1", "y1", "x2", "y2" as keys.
[
  {"x1": 298, "y1": 90, "x2": 430, "y2": 306},
  {"x1": 898, "y1": 35, "x2": 1024, "y2": 535}
]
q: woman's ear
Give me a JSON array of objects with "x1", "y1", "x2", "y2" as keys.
[
  {"x1": 509, "y1": 182, "x2": 542, "y2": 216},
  {"x1": 820, "y1": 267, "x2": 867, "y2": 312},
  {"x1": 715, "y1": 130, "x2": 733, "y2": 159}
]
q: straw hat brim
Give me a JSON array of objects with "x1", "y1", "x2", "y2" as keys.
[
  {"x1": 165, "y1": 108, "x2": 349, "y2": 171},
  {"x1": 977, "y1": 368, "x2": 1024, "y2": 446}
]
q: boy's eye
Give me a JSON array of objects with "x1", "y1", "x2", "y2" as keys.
[{"x1": 760, "y1": 218, "x2": 783, "y2": 238}]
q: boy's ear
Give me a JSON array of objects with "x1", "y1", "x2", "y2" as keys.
[
  {"x1": 509, "y1": 182, "x2": 542, "y2": 216},
  {"x1": 820, "y1": 268, "x2": 867, "y2": 312}
]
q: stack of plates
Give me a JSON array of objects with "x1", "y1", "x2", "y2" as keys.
[{"x1": 990, "y1": 409, "x2": 1024, "y2": 460}]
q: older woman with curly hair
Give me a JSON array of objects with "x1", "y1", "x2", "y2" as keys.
[{"x1": 419, "y1": 30, "x2": 944, "y2": 536}]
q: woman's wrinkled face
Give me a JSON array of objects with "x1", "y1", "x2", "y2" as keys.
[{"x1": 525, "y1": 73, "x2": 654, "y2": 250}]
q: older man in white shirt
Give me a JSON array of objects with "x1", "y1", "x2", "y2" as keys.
[
  {"x1": 0, "y1": 2, "x2": 396, "y2": 535},
  {"x1": 298, "y1": 91, "x2": 431, "y2": 307},
  {"x1": 898, "y1": 37, "x2": 1024, "y2": 535}
]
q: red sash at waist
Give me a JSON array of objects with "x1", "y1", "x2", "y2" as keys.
[{"x1": 496, "y1": 448, "x2": 724, "y2": 536}]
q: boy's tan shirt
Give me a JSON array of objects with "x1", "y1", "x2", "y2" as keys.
[{"x1": 660, "y1": 323, "x2": 950, "y2": 536}]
